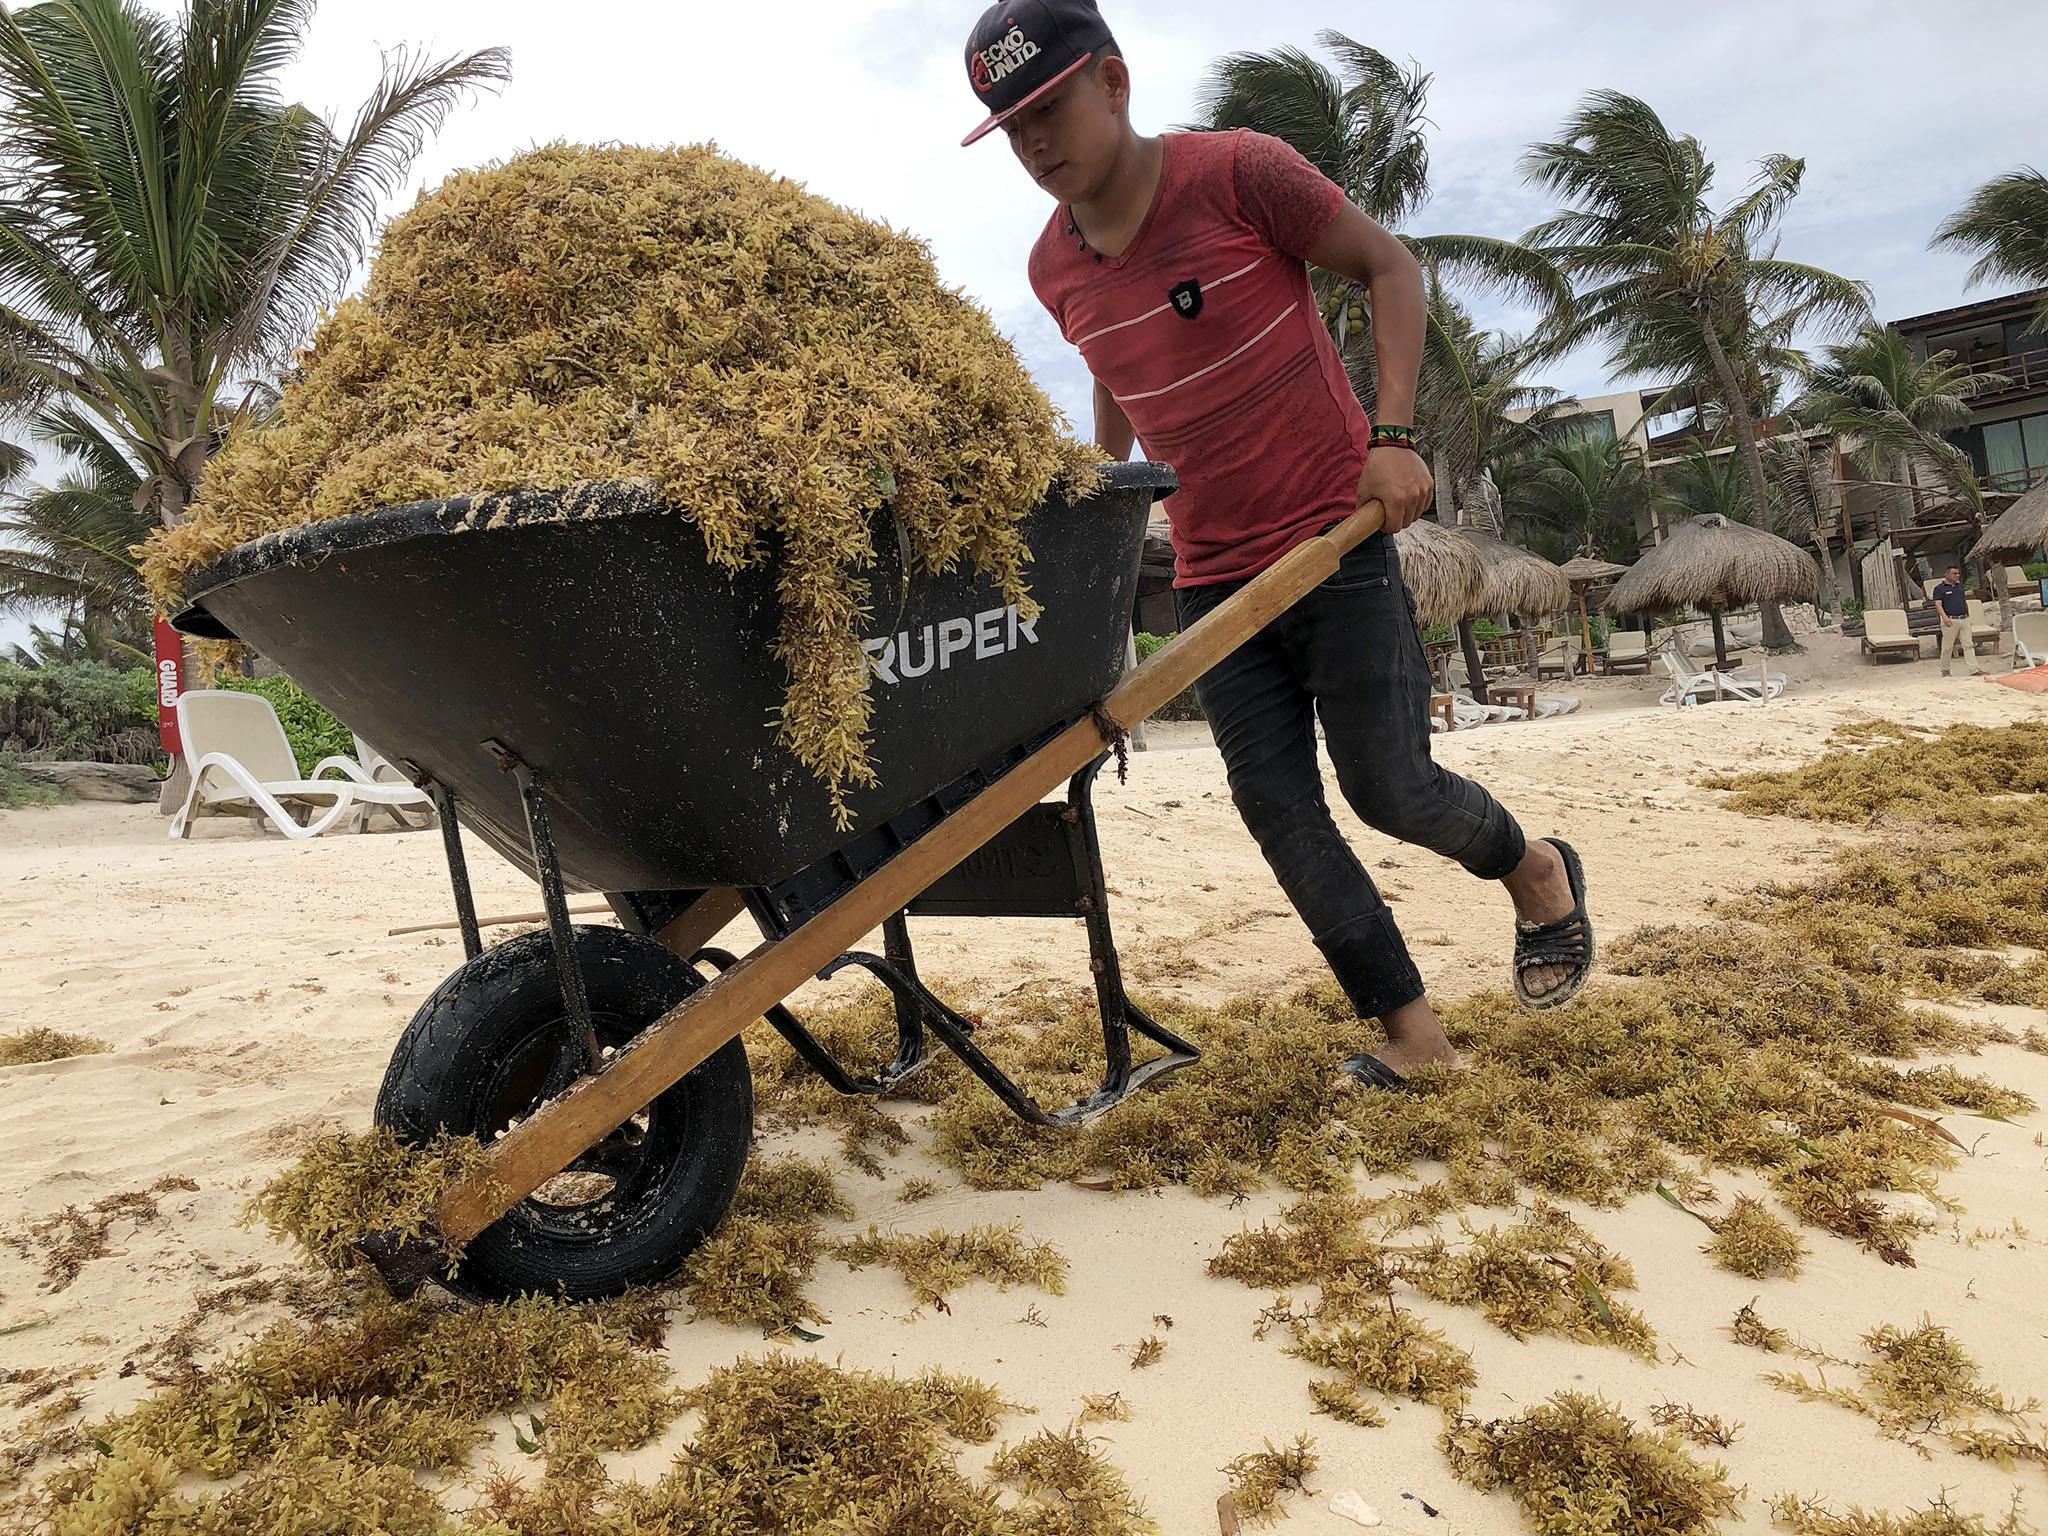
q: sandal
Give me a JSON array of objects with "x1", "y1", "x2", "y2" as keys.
[
  {"x1": 1339, "y1": 1052, "x2": 1417, "y2": 1093},
  {"x1": 1513, "y1": 837, "x2": 1593, "y2": 1010}
]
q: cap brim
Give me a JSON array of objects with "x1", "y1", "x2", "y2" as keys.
[{"x1": 960, "y1": 51, "x2": 1094, "y2": 147}]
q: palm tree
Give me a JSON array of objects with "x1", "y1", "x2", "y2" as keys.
[
  {"x1": 0, "y1": 0, "x2": 507, "y2": 796},
  {"x1": 1795, "y1": 323, "x2": 1991, "y2": 534},
  {"x1": 1933, "y1": 167, "x2": 2048, "y2": 337},
  {"x1": 1503, "y1": 432, "x2": 1649, "y2": 564},
  {"x1": 1759, "y1": 429, "x2": 1844, "y2": 621},
  {"x1": 1190, "y1": 34, "x2": 1571, "y2": 519},
  {"x1": 1522, "y1": 91, "x2": 1869, "y2": 650},
  {"x1": 0, "y1": 408, "x2": 152, "y2": 663}
]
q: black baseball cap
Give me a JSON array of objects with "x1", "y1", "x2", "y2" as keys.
[{"x1": 960, "y1": 0, "x2": 1116, "y2": 147}]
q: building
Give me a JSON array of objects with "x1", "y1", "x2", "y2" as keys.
[{"x1": 1891, "y1": 288, "x2": 2048, "y2": 498}]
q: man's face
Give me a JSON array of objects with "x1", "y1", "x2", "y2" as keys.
[
  {"x1": 1947, "y1": 568, "x2": 1962, "y2": 584},
  {"x1": 1004, "y1": 61, "x2": 1123, "y2": 203}
]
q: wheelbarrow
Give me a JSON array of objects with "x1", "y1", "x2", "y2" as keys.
[{"x1": 172, "y1": 464, "x2": 1386, "y2": 1301}]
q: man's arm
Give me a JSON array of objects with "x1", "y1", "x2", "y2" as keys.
[
  {"x1": 1093, "y1": 379, "x2": 1135, "y2": 459},
  {"x1": 1306, "y1": 203, "x2": 1433, "y2": 532}
]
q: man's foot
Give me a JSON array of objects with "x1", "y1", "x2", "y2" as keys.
[
  {"x1": 1501, "y1": 839, "x2": 1577, "y2": 1000},
  {"x1": 1340, "y1": 995, "x2": 1459, "y2": 1088}
]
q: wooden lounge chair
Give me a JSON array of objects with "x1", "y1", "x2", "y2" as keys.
[
  {"x1": 2007, "y1": 566, "x2": 2035, "y2": 600},
  {"x1": 1966, "y1": 600, "x2": 2001, "y2": 652},
  {"x1": 1534, "y1": 635, "x2": 1580, "y2": 681},
  {"x1": 1601, "y1": 630, "x2": 1651, "y2": 674},
  {"x1": 1860, "y1": 608, "x2": 1922, "y2": 663}
]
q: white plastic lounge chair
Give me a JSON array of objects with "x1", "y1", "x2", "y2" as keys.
[
  {"x1": 2015, "y1": 611, "x2": 2048, "y2": 669},
  {"x1": 1964, "y1": 600, "x2": 2000, "y2": 652},
  {"x1": 1658, "y1": 645, "x2": 1784, "y2": 707},
  {"x1": 1533, "y1": 695, "x2": 1582, "y2": 718},
  {"x1": 1860, "y1": 609, "x2": 1921, "y2": 663},
  {"x1": 1601, "y1": 630, "x2": 1651, "y2": 674},
  {"x1": 315, "y1": 733, "x2": 436, "y2": 833},
  {"x1": 168, "y1": 691, "x2": 419, "y2": 840}
]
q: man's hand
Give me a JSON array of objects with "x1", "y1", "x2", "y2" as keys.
[{"x1": 1358, "y1": 446, "x2": 1433, "y2": 534}]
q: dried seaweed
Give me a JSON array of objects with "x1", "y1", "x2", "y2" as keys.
[
  {"x1": 4, "y1": 1176, "x2": 195, "y2": 1292},
  {"x1": 245, "y1": 1127, "x2": 499, "y2": 1275},
  {"x1": 144, "y1": 143, "x2": 1101, "y2": 819},
  {"x1": 986, "y1": 1423, "x2": 1155, "y2": 1534},
  {"x1": 1646, "y1": 1402, "x2": 1743, "y2": 1448},
  {"x1": 832, "y1": 1223, "x2": 1068, "y2": 1307},
  {"x1": 1221, "y1": 1436, "x2": 1318, "y2": 1525},
  {"x1": 1771, "y1": 1492, "x2": 2036, "y2": 1536},
  {"x1": 1705, "y1": 720, "x2": 2048, "y2": 821},
  {"x1": 1285, "y1": 1306, "x2": 1476, "y2": 1414},
  {"x1": 1766, "y1": 1319, "x2": 2048, "y2": 1467},
  {"x1": 678, "y1": 1155, "x2": 850, "y2": 1332},
  {"x1": 1441, "y1": 1392, "x2": 1739, "y2": 1536},
  {"x1": 1730, "y1": 1301, "x2": 1791, "y2": 1353},
  {"x1": 1405, "y1": 1207, "x2": 1657, "y2": 1357},
  {"x1": 0, "y1": 1028, "x2": 108, "y2": 1067},
  {"x1": 1706, "y1": 1195, "x2": 1806, "y2": 1279}
]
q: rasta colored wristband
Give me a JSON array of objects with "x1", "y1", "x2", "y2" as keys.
[{"x1": 1370, "y1": 424, "x2": 1420, "y2": 452}]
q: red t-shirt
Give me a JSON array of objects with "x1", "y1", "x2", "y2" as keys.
[{"x1": 1029, "y1": 129, "x2": 1368, "y2": 585}]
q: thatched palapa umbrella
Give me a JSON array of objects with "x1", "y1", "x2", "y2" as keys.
[
  {"x1": 1393, "y1": 519, "x2": 1489, "y2": 628},
  {"x1": 1607, "y1": 514, "x2": 1816, "y2": 671},
  {"x1": 1455, "y1": 528, "x2": 1570, "y2": 693},
  {"x1": 1558, "y1": 554, "x2": 1630, "y2": 664},
  {"x1": 1394, "y1": 519, "x2": 1492, "y2": 698},
  {"x1": 1972, "y1": 477, "x2": 2048, "y2": 566}
]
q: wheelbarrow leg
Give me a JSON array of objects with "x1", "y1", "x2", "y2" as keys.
[{"x1": 406, "y1": 499, "x2": 1388, "y2": 1261}]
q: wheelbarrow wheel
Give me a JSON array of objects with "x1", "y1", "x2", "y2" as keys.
[{"x1": 375, "y1": 925, "x2": 751, "y2": 1301}]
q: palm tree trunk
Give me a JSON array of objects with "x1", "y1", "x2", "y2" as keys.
[
  {"x1": 1696, "y1": 314, "x2": 1802, "y2": 654},
  {"x1": 1431, "y1": 444, "x2": 1455, "y2": 522},
  {"x1": 1457, "y1": 617, "x2": 1489, "y2": 706},
  {"x1": 155, "y1": 475, "x2": 204, "y2": 816}
]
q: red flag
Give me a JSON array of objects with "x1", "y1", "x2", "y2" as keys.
[{"x1": 153, "y1": 615, "x2": 183, "y2": 755}]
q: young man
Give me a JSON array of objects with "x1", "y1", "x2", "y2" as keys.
[
  {"x1": 1929, "y1": 565, "x2": 1980, "y2": 678},
  {"x1": 960, "y1": 0, "x2": 1592, "y2": 1085}
]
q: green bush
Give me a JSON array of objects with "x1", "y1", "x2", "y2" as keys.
[
  {"x1": 0, "y1": 662, "x2": 160, "y2": 764},
  {"x1": 1842, "y1": 599, "x2": 1865, "y2": 621},
  {"x1": 0, "y1": 754, "x2": 62, "y2": 809},
  {"x1": 2024, "y1": 561, "x2": 2046, "y2": 582},
  {"x1": 218, "y1": 675, "x2": 353, "y2": 775},
  {"x1": 1133, "y1": 632, "x2": 1205, "y2": 721}
]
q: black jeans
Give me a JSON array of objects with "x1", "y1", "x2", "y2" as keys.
[{"x1": 1175, "y1": 531, "x2": 1527, "y2": 1020}]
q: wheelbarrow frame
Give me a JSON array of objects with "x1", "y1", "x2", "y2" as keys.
[{"x1": 360, "y1": 497, "x2": 1390, "y2": 1292}]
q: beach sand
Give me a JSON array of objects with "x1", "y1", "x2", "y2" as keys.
[{"x1": 4, "y1": 628, "x2": 2046, "y2": 1532}]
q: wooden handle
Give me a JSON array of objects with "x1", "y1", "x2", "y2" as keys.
[{"x1": 431, "y1": 499, "x2": 1387, "y2": 1245}]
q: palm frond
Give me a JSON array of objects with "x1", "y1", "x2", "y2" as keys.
[{"x1": 1931, "y1": 165, "x2": 2048, "y2": 332}]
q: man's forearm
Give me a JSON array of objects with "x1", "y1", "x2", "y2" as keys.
[
  {"x1": 1093, "y1": 379, "x2": 1136, "y2": 458},
  {"x1": 1305, "y1": 204, "x2": 1426, "y2": 427},
  {"x1": 1366, "y1": 255, "x2": 1425, "y2": 428}
]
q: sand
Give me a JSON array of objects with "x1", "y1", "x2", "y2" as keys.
[{"x1": 4, "y1": 626, "x2": 2046, "y2": 1532}]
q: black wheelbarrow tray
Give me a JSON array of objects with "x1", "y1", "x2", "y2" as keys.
[{"x1": 172, "y1": 461, "x2": 1386, "y2": 1301}]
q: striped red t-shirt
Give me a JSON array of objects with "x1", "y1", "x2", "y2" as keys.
[{"x1": 1029, "y1": 129, "x2": 1368, "y2": 585}]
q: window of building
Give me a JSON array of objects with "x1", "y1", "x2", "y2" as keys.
[
  {"x1": 1983, "y1": 412, "x2": 2048, "y2": 492},
  {"x1": 1549, "y1": 410, "x2": 1616, "y2": 449}
]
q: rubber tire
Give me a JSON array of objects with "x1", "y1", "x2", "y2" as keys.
[{"x1": 374, "y1": 925, "x2": 751, "y2": 1301}]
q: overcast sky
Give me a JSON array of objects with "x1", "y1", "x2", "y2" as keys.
[{"x1": 7, "y1": 0, "x2": 2044, "y2": 656}]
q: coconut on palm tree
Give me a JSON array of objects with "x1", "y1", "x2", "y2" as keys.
[
  {"x1": 1190, "y1": 34, "x2": 1571, "y2": 518},
  {"x1": 1, "y1": 409, "x2": 152, "y2": 663},
  {"x1": 0, "y1": 0, "x2": 507, "y2": 802},
  {"x1": 1934, "y1": 167, "x2": 2048, "y2": 338},
  {"x1": 1521, "y1": 91, "x2": 1869, "y2": 651}
]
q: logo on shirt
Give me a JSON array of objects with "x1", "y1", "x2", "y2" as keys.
[
  {"x1": 969, "y1": 25, "x2": 1040, "y2": 94},
  {"x1": 1169, "y1": 279, "x2": 1203, "y2": 319}
]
